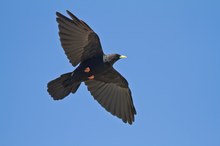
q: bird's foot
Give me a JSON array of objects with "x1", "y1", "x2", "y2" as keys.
[
  {"x1": 84, "y1": 67, "x2": 90, "y2": 73},
  {"x1": 88, "y1": 75, "x2": 95, "y2": 80}
]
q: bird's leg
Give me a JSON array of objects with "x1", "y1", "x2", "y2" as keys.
[
  {"x1": 84, "y1": 67, "x2": 90, "y2": 73},
  {"x1": 88, "y1": 75, "x2": 95, "y2": 80}
]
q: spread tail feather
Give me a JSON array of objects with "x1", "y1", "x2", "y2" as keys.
[{"x1": 47, "y1": 72, "x2": 81, "y2": 100}]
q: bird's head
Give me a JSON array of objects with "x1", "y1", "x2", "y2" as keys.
[{"x1": 103, "y1": 54, "x2": 127, "y2": 65}]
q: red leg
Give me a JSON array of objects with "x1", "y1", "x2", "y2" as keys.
[
  {"x1": 84, "y1": 67, "x2": 90, "y2": 73},
  {"x1": 88, "y1": 75, "x2": 95, "y2": 80}
]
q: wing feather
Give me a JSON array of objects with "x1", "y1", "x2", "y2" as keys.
[
  {"x1": 56, "y1": 11, "x2": 104, "y2": 66},
  {"x1": 84, "y1": 68, "x2": 136, "y2": 124}
]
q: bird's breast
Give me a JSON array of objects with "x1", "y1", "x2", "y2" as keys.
[{"x1": 74, "y1": 57, "x2": 111, "y2": 81}]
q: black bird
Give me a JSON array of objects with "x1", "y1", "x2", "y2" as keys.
[{"x1": 47, "y1": 10, "x2": 136, "y2": 124}]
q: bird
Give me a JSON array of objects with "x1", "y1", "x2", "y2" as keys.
[{"x1": 47, "y1": 10, "x2": 136, "y2": 124}]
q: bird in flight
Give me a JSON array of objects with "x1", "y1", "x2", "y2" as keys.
[{"x1": 47, "y1": 10, "x2": 136, "y2": 124}]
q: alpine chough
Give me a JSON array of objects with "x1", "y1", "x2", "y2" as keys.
[{"x1": 47, "y1": 10, "x2": 136, "y2": 124}]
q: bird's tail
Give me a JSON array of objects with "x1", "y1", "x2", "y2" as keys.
[{"x1": 47, "y1": 72, "x2": 81, "y2": 100}]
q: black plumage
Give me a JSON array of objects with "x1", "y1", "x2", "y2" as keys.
[{"x1": 47, "y1": 10, "x2": 136, "y2": 124}]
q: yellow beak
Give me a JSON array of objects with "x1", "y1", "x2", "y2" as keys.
[{"x1": 119, "y1": 55, "x2": 127, "y2": 59}]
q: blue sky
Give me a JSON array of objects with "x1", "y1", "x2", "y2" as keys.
[{"x1": 1, "y1": 0, "x2": 220, "y2": 146}]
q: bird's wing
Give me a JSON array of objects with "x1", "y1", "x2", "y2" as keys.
[
  {"x1": 56, "y1": 10, "x2": 104, "y2": 66},
  {"x1": 84, "y1": 67, "x2": 136, "y2": 124}
]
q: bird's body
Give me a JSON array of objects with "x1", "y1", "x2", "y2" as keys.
[
  {"x1": 47, "y1": 10, "x2": 136, "y2": 124},
  {"x1": 67, "y1": 54, "x2": 115, "y2": 83},
  {"x1": 71, "y1": 56, "x2": 105, "y2": 81}
]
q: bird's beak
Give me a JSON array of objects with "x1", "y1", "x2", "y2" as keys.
[{"x1": 119, "y1": 55, "x2": 127, "y2": 59}]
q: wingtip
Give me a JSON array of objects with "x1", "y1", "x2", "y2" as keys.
[
  {"x1": 66, "y1": 10, "x2": 81, "y2": 22},
  {"x1": 66, "y1": 10, "x2": 73, "y2": 17},
  {"x1": 126, "y1": 120, "x2": 134, "y2": 125},
  {"x1": 56, "y1": 11, "x2": 62, "y2": 17},
  {"x1": 122, "y1": 116, "x2": 135, "y2": 125},
  {"x1": 66, "y1": 10, "x2": 71, "y2": 14}
]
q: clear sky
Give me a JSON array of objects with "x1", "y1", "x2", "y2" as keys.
[{"x1": 1, "y1": 0, "x2": 220, "y2": 146}]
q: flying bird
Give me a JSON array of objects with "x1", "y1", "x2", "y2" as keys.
[{"x1": 47, "y1": 10, "x2": 136, "y2": 124}]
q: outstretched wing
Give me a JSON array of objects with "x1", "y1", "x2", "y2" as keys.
[
  {"x1": 56, "y1": 10, "x2": 104, "y2": 66},
  {"x1": 85, "y1": 68, "x2": 136, "y2": 124}
]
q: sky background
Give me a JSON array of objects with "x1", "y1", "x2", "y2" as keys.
[{"x1": 1, "y1": 0, "x2": 220, "y2": 146}]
